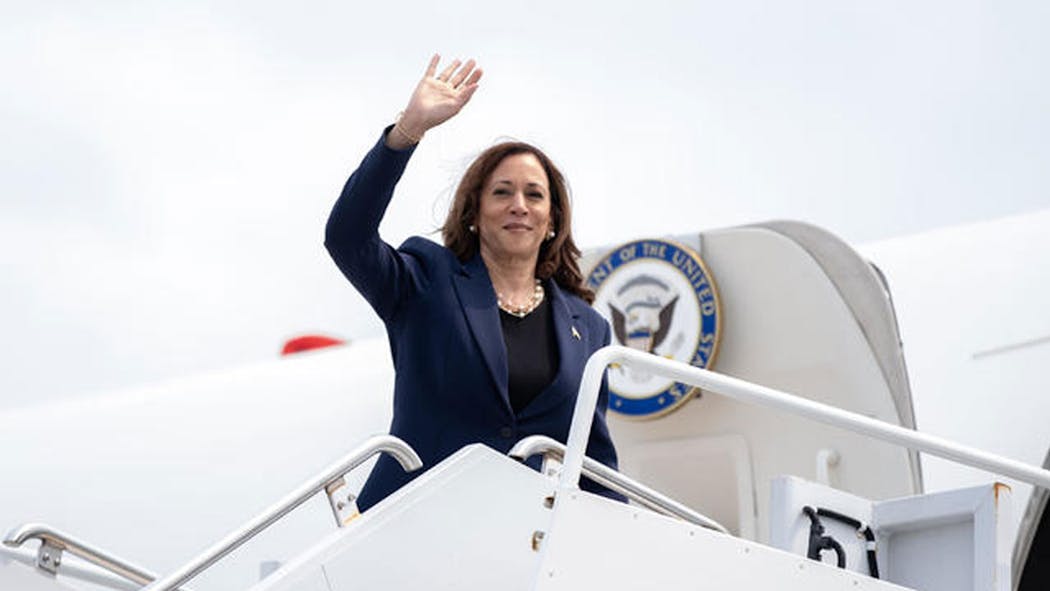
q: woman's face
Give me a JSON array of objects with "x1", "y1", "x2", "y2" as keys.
[{"x1": 476, "y1": 152, "x2": 552, "y2": 265}]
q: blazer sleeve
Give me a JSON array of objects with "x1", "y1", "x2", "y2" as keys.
[{"x1": 324, "y1": 128, "x2": 428, "y2": 321}]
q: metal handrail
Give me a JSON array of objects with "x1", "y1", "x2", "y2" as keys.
[
  {"x1": 3, "y1": 522, "x2": 164, "y2": 587},
  {"x1": 562, "y1": 346, "x2": 1050, "y2": 496},
  {"x1": 141, "y1": 434, "x2": 422, "y2": 591},
  {"x1": 509, "y1": 435, "x2": 730, "y2": 535}
]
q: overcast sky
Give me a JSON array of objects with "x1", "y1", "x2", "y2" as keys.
[{"x1": 2, "y1": 1, "x2": 1048, "y2": 408}]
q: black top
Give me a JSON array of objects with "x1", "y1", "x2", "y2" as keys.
[{"x1": 499, "y1": 295, "x2": 559, "y2": 414}]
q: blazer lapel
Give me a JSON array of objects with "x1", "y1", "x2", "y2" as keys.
[
  {"x1": 519, "y1": 280, "x2": 587, "y2": 420},
  {"x1": 451, "y1": 254, "x2": 511, "y2": 414}
]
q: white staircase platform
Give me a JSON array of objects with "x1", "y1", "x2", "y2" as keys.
[
  {"x1": 251, "y1": 444, "x2": 914, "y2": 591},
  {"x1": 251, "y1": 444, "x2": 555, "y2": 591},
  {"x1": 532, "y1": 487, "x2": 910, "y2": 591}
]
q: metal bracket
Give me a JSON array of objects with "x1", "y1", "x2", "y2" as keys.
[
  {"x1": 540, "y1": 456, "x2": 562, "y2": 481},
  {"x1": 324, "y1": 477, "x2": 359, "y2": 527},
  {"x1": 36, "y1": 540, "x2": 64, "y2": 575}
]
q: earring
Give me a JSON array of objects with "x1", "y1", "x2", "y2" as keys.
[
  {"x1": 469, "y1": 224, "x2": 477, "y2": 234},
  {"x1": 547, "y1": 229, "x2": 556, "y2": 240}
]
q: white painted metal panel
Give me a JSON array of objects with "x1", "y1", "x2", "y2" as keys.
[
  {"x1": 771, "y1": 477, "x2": 1015, "y2": 590},
  {"x1": 874, "y1": 483, "x2": 1013, "y2": 591},
  {"x1": 769, "y1": 475, "x2": 877, "y2": 576},
  {"x1": 251, "y1": 445, "x2": 555, "y2": 591},
  {"x1": 531, "y1": 489, "x2": 912, "y2": 591},
  {"x1": 621, "y1": 434, "x2": 755, "y2": 538}
]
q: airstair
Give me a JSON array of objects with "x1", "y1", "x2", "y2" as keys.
[{"x1": 5, "y1": 346, "x2": 1046, "y2": 590}]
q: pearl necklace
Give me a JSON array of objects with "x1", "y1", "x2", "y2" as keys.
[{"x1": 497, "y1": 279, "x2": 544, "y2": 318}]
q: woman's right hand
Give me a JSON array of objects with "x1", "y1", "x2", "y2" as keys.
[{"x1": 388, "y1": 55, "x2": 483, "y2": 148}]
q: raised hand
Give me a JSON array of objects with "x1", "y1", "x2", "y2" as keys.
[{"x1": 392, "y1": 55, "x2": 483, "y2": 146}]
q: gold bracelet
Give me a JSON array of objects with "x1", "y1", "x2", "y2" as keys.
[{"x1": 394, "y1": 112, "x2": 423, "y2": 144}]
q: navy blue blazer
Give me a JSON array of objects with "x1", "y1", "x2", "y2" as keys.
[{"x1": 325, "y1": 130, "x2": 621, "y2": 510}]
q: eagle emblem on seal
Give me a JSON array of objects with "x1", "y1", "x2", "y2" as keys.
[{"x1": 609, "y1": 290, "x2": 679, "y2": 355}]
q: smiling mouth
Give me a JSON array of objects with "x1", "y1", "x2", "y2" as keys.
[{"x1": 503, "y1": 223, "x2": 533, "y2": 231}]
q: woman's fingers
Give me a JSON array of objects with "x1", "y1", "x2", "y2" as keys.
[
  {"x1": 449, "y1": 59, "x2": 476, "y2": 88},
  {"x1": 430, "y1": 56, "x2": 481, "y2": 89},
  {"x1": 436, "y1": 59, "x2": 461, "y2": 82},
  {"x1": 461, "y1": 67, "x2": 483, "y2": 89},
  {"x1": 459, "y1": 81, "x2": 481, "y2": 105},
  {"x1": 423, "y1": 53, "x2": 440, "y2": 79}
]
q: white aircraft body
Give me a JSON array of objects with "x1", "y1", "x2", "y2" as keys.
[{"x1": 1, "y1": 211, "x2": 1047, "y2": 590}]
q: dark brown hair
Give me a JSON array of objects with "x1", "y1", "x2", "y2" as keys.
[{"x1": 441, "y1": 141, "x2": 594, "y2": 304}]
